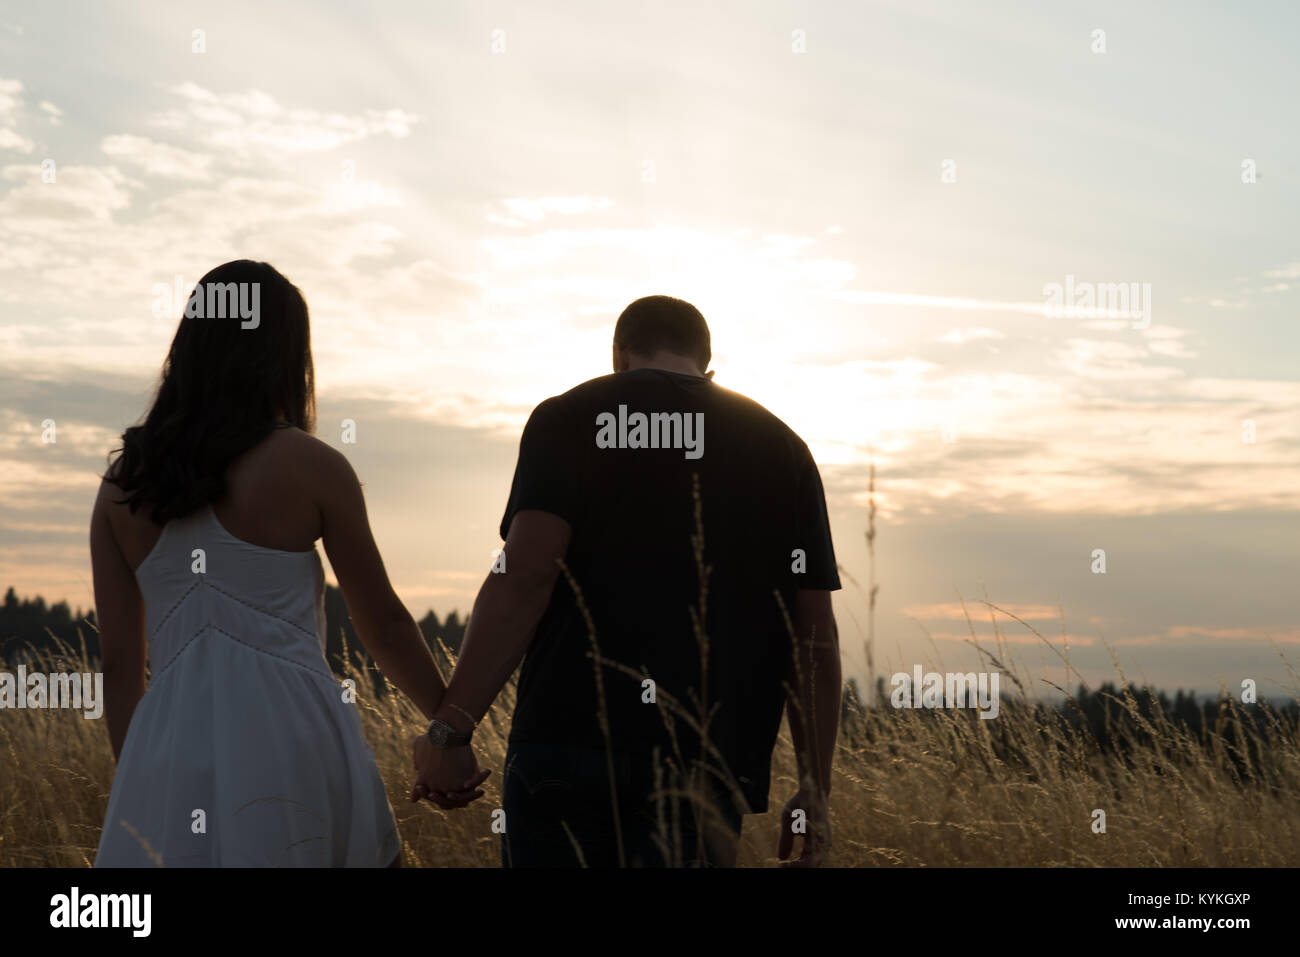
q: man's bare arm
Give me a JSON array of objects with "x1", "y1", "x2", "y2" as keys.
[
  {"x1": 432, "y1": 509, "x2": 572, "y2": 732},
  {"x1": 786, "y1": 588, "x2": 840, "y2": 796}
]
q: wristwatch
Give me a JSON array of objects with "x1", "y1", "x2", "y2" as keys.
[{"x1": 426, "y1": 716, "x2": 473, "y2": 749}]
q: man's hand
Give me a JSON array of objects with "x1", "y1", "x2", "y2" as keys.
[
  {"x1": 410, "y1": 734, "x2": 490, "y2": 809},
  {"x1": 776, "y1": 789, "x2": 831, "y2": 867}
]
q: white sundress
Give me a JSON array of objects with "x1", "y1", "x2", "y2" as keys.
[{"x1": 95, "y1": 503, "x2": 401, "y2": 867}]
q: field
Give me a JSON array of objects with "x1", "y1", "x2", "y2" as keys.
[{"x1": 3, "y1": 621, "x2": 1299, "y2": 867}]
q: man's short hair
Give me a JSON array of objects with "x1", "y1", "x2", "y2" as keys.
[{"x1": 613, "y1": 295, "x2": 711, "y2": 371}]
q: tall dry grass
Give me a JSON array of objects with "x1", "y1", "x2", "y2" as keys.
[{"x1": 3, "y1": 611, "x2": 1299, "y2": 866}]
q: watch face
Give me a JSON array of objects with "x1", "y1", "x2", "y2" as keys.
[{"x1": 428, "y1": 719, "x2": 469, "y2": 747}]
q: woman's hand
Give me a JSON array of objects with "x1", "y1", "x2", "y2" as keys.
[{"x1": 410, "y1": 734, "x2": 491, "y2": 809}]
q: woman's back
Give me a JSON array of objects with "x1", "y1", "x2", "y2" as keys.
[{"x1": 106, "y1": 426, "x2": 324, "y2": 570}]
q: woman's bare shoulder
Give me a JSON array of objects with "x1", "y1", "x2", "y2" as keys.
[
  {"x1": 268, "y1": 428, "x2": 358, "y2": 488},
  {"x1": 92, "y1": 475, "x2": 149, "y2": 523}
]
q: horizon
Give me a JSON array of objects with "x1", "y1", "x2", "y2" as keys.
[{"x1": 0, "y1": 578, "x2": 1290, "y2": 707}]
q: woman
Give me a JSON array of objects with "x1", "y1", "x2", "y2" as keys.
[{"x1": 91, "y1": 260, "x2": 484, "y2": 867}]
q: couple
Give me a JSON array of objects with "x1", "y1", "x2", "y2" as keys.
[{"x1": 92, "y1": 260, "x2": 841, "y2": 868}]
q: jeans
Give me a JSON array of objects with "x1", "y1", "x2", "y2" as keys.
[{"x1": 500, "y1": 742, "x2": 744, "y2": 868}]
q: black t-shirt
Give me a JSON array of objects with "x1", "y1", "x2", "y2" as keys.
[{"x1": 499, "y1": 368, "x2": 840, "y2": 812}]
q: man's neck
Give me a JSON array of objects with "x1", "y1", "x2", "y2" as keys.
[{"x1": 623, "y1": 352, "x2": 706, "y2": 377}]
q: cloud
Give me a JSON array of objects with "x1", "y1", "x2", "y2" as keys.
[
  {"x1": 904, "y1": 602, "x2": 1061, "y2": 621},
  {"x1": 0, "y1": 77, "x2": 21, "y2": 119},
  {"x1": 1140, "y1": 324, "x2": 1198, "y2": 359},
  {"x1": 101, "y1": 134, "x2": 212, "y2": 181},
  {"x1": 0, "y1": 128, "x2": 32, "y2": 153},
  {"x1": 759, "y1": 234, "x2": 816, "y2": 258},
  {"x1": 937, "y1": 327, "x2": 1005, "y2": 345},
  {"x1": 0, "y1": 78, "x2": 429, "y2": 317},
  {"x1": 1263, "y1": 262, "x2": 1300, "y2": 279},
  {"x1": 927, "y1": 631, "x2": 1098, "y2": 646},
  {"x1": 0, "y1": 76, "x2": 33, "y2": 152},
  {"x1": 1147, "y1": 338, "x2": 1197, "y2": 358},
  {"x1": 832, "y1": 289, "x2": 1049, "y2": 314},
  {"x1": 147, "y1": 83, "x2": 418, "y2": 160},
  {"x1": 0, "y1": 164, "x2": 133, "y2": 226},
  {"x1": 1178, "y1": 295, "x2": 1248, "y2": 309},
  {"x1": 497, "y1": 196, "x2": 613, "y2": 224},
  {"x1": 1056, "y1": 338, "x2": 1183, "y2": 380},
  {"x1": 1165, "y1": 625, "x2": 1300, "y2": 643}
]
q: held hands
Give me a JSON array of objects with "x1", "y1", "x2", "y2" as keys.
[
  {"x1": 777, "y1": 787, "x2": 831, "y2": 867},
  {"x1": 410, "y1": 732, "x2": 491, "y2": 810}
]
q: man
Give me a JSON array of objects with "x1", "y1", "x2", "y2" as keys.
[{"x1": 413, "y1": 295, "x2": 841, "y2": 867}]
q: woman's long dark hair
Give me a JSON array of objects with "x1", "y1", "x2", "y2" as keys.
[{"x1": 106, "y1": 260, "x2": 316, "y2": 524}]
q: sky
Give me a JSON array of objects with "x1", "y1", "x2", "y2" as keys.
[{"x1": 0, "y1": 0, "x2": 1297, "y2": 700}]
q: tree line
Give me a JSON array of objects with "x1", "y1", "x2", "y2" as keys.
[{"x1": 0, "y1": 584, "x2": 466, "y2": 682}]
